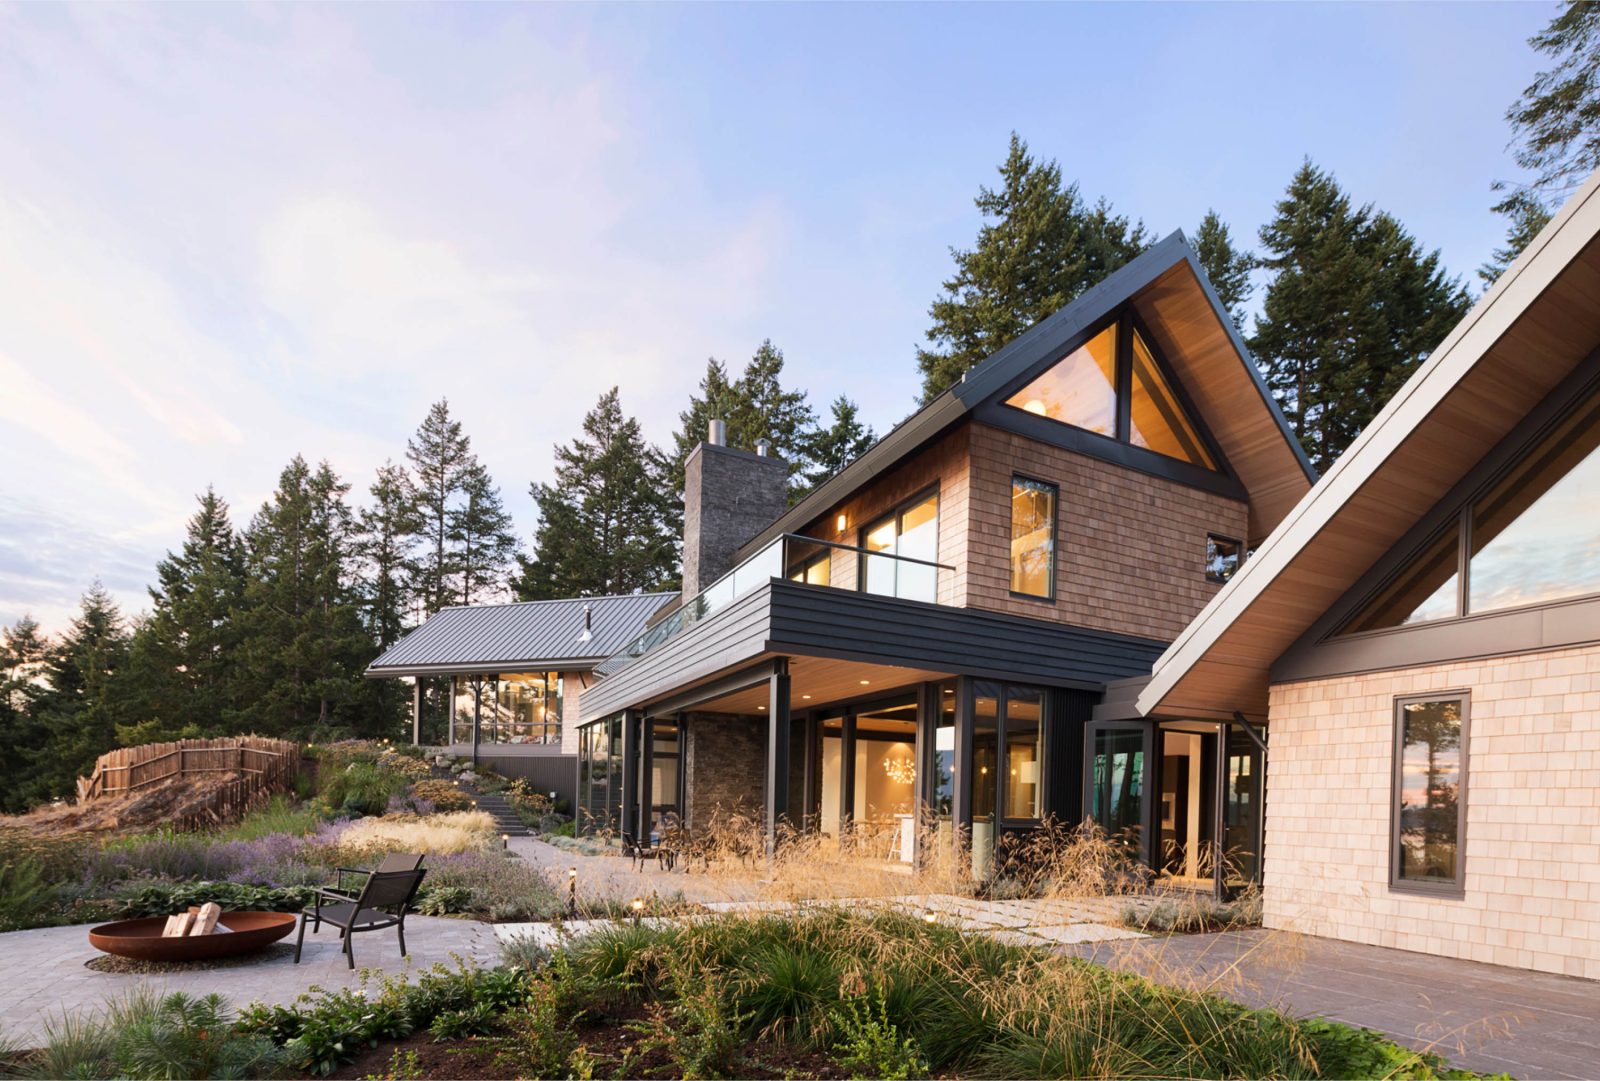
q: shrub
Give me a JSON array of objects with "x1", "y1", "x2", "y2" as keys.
[
  {"x1": 376, "y1": 750, "x2": 430, "y2": 781},
  {"x1": 415, "y1": 849, "x2": 561, "y2": 921},
  {"x1": 321, "y1": 762, "x2": 406, "y2": 818},
  {"x1": 831, "y1": 995, "x2": 928, "y2": 1081},
  {"x1": 116, "y1": 880, "x2": 314, "y2": 918},
  {"x1": 0, "y1": 859, "x2": 55, "y2": 933},
  {"x1": 337, "y1": 811, "x2": 494, "y2": 856},
  {"x1": 416, "y1": 885, "x2": 474, "y2": 916},
  {"x1": 407, "y1": 779, "x2": 473, "y2": 812}
]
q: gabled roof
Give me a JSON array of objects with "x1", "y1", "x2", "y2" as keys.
[
  {"x1": 739, "y1": 233, "x2": 1315, "y2": 558},
  {"x1": 1136, "y1": 171, "x2": 1600, "y2": 721},
  {"x1": 366, "y1": 592, "x2": 675, "y2": 677}
]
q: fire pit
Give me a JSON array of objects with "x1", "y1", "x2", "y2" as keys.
[{"x1": 88, "y1": 911, "x2": 298, "y2": 962}]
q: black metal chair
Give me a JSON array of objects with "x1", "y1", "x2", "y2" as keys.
[
  {"x1": 294, "y1": 867, "x2": 426, "y2": 969},
  {"x1": 621, "y1": 831, "x2": 663, "y2": 872},
  {"x1": 322, "y1": 852, "x2": 424, "y2": 901}
]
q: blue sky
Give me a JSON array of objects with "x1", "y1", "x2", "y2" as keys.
[{"x1": 0, "y1": 2, "x2": 1554, "y2": 632}]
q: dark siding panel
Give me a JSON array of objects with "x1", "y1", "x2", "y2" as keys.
[{"x1": 474, "y1": 753, "x2": 578, "y2": 810}]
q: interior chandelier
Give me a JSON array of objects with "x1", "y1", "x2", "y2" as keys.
[{"x1": 882, "y1": 756, "x2": 915, "y2": 784}]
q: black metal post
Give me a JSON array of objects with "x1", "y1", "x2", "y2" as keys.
[
  {"x1": 641, "y1": 716, "x2": 656, "y2": 840},
  {"x1": 801, "y1": 711, "x2": 818, "y2": 833},
  {"x1": 766, "y1": 659, "x2": 791, "y2": 859},
  {"x1": 620, "y1": 709, "x2": 641, "y2": 841},
  {"x1": 840, "y1": 708, "x2": 857, "y2": 850}
]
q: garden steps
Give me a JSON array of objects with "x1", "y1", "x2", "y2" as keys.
[{"x1": 461, "y1": 788, "x2": 530, "y2": 837}]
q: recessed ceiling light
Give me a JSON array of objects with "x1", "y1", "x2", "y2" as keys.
[
  {"x1": 859, "y1": 680, "x2": 870, "y2": 685},
  {"x1": 802, "y1": 694, "x2": 812, "y2": 700},
  {"x1": 758, "y1": 705, "x2": 766, "y2": 710}
]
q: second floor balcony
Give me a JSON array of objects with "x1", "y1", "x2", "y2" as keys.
[{"x1": 595, "y1": 533, "x2": 955, "y2": 678}]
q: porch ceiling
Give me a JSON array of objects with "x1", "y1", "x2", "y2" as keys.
[{"x1": 687, "y1": 655, "x2": 951, "y2": 715}]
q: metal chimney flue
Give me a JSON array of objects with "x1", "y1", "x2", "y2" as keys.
[
  {"x1": 707, "y1": 419, "x2": 726, "y2": 446},
  {"x1": 575, "y1": 603, "x2": 593, "y2": 644},
  {"x1": 754, "y1": 438, "x2": 771, "y2": 457}
]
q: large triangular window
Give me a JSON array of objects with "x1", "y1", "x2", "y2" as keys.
[
  {"x1": 1342, "y1": 387, "x2": 1600, "y2": 634},
  {"x1": 1003, "y1": 314, "x2": 1218, "y2": 471}
]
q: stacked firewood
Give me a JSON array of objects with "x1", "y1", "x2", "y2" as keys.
[{"x1": 161, "y1": 902, "x2": 225, "y2": 937}]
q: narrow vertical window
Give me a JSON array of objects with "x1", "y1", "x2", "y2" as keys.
[
  {"x1": 1392, "y1": 693, "x2": 1468, "y2": 892},
  {"x1": 1010, "y1": 476, "x2": 1058, "y2": 598},
  {"x1": 1205, "y1": 535, "x2": 1242, "y2": 584}
]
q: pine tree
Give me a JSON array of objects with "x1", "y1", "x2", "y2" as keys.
[
  {"x1": 1486, "y1": 3, "x2": 1600, "y2": 277},
  {"x1": 726, "y1": 340, "x2": 818, "y2": 491},
  {"x1": 407, "y1": 400, "x2": 472, "y2": 618},
  {"x1": 450, "y1": 460, "x2": 519, "y2": 607},
  {"x1": 354, "y1": 461, "x2": 421, "y2": 649},
  {"x1": 1192, "y1": 210, "x2": 1256, "y2": 328},
  {"x1": 1251, "y1": 162, "x2": 1471, "y2": 472},
  {"x1": 31, "y1": 584, "x2": 128, "y2": 802},
  {"x1": 806, "y1": 395, "x2": 877, "y2": 489},
  {"x1": 916, "y1": 133, "x2": 1150, "y2": 402},
  {"x1": 1481, "y1": 191, "x2": 1555, "y2": 286},
  {"x1": 0, "y1": 615, "x2": 50, "y2": 812},
  {"x1": 516, "y1": 388, "x2": 677, "y2": 599},
  {"x1": 235, "y1": 457, "x2": 370, "y2": 735},
  {"x1": 121, "y1": 488, "x2": 246, "y2": 742}
]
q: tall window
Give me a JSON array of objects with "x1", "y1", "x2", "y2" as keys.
[
  {"x1": 1004, "y1": 314, "x2": 1219, "y2": 471},
  {"x1": 1392, "y1": 694, "x2": 1468, "y2": 892},
  {"x1": 1343, "y1": 390, "x2": 1600, "y2": 634},
  {"x1": 861, "y1": 490, "x2": 939, "y2": 602},
  {"x1": 1010, "y1": 477, "x2": 1057, "y2": 598}
]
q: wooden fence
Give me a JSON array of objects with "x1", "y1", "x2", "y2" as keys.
[{"x1": 77, "y1": 737, "x2": 301, "y2": 806}]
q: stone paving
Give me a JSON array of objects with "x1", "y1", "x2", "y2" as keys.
[
  {"x1": 1073, "y1": 928, "x2": 1600, "y2": 1080},
  {"x1": 0, "y1": 915, "x2": 500, "y2": 1047}
]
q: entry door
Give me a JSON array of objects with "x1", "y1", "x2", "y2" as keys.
[{"x1": 1083, "y1": 721, "x2": 1154, "y2": 862}]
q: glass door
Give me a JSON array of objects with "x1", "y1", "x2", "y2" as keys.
[
  {"x1": 1085, "y1": 721, "x2": 1153, "y2": 861},
  {"x1": 1222, "y1": 725, "x2": 1263, "y2": 893}
]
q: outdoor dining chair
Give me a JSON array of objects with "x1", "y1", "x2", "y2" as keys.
[{"x1": 294, "y1": 867, "x2": 426, "y2": 969}]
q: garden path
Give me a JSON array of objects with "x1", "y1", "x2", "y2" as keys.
[
  {"x1": 1072, "y1": 928, "x2": 1600, "y2": 1080},
  {"x1": 507, "y1": 835, "x2": 765, "y2": 905},
  {"x1": 0, "y1": 915, "x2": 499, "y2": 1047}
]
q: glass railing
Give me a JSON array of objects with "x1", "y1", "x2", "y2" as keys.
[{"x1": 594, "y1": 533, "x2": 954, "y2": 677}]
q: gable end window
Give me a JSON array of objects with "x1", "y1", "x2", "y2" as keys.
[
  {"x1": 1003, "y1": 311, "x2": 1219, "y2": 471},
  {"x1": 1206, "y1": 534, "x2": 1242, "y2": 584},
  {"x1": 1391, "y1": 693, "x2": 1469, "y2": 894},
  {"x1": 1010, "y1": 476, "x2": 1058, "y2": 599},
  {"x1": 1342, "y1": 388, "x2": 1600, "y2": 635}
]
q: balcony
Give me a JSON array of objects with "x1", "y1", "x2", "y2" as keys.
[{"x1": 594, "y1": 533, "x2": 954, "y2": 677}]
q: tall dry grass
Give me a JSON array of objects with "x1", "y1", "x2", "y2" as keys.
[{"x1": 337, "y1": 810, "x2": 496, "y2": 856}]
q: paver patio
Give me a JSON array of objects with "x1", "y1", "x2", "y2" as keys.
[
  {"x1": 1073, "y1": 928, "x2": 1600, "y2": 1080},
  {"x1": 0, "y1": 915, "x2": 501, "y2": 1047}
]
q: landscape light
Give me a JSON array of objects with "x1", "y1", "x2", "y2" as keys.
[{"x1": 924, "y1": 911, "x2": 937, "y2": 924}]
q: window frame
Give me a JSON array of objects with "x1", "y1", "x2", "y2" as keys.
[
  {"x1": 856, "y1": 484, "x2": 941, "y2": 597},
  {"x1": 1388, "y1": 691, "x2": 1470, "y2": 898},
  {"x1": 1205, "y1": 533, "x2": 1243, "y2": 585},
  {"x1": 1008, "y1": 474, "x2": 1059, "y2": 602}
]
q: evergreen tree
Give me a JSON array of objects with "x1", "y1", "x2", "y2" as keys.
[
  {"x1": 1487, "y1": 3, "x2": 1600, "y2": 276},
  {"x1": 0, "y1": 615, "x2": 50, "y2": 812},
  {"x1": 450, "y1": 460, "x2": 519, "y2": 607},
  {"x1": 806, "y1": 395, "x2": 877, "y2": 489},
  {"x1": 235, "y1": 457, "x2": 371, "y2": 735},
  {"x1": 1481, "y1": 191, "x2": 1555, "y2": 286},
  {"x1": 917, "y1": 133, "x2": 1149, "y2": 402},
  {"x1": 354, "y1": 461, "x2": 421, "y2": 648},
  {"x1": 1192, "y1": 210, "x2": 1256, "y2": 328},
  {"x1": 121, "y1": 488, "x2": 245, "y2": 742},
  {"x1": 407, "y1": 400, "x2": 472, "y2": 618},
  {"x1": 668, "y1": 347, "x2": 820, "y2": 502},
  {"x1": 1251, "y1": 161, "x2": 1471, "y2": 471},
  {"x1": 31, "y1": 584, "x2": 128, "y2": 802},
  {"x1": 516, "y1": 388, "x2": 677, "y2": 599}
]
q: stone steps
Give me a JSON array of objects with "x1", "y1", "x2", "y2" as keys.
[{"x1": 464, "y1": 789, "x2": 531, "y2": 837}]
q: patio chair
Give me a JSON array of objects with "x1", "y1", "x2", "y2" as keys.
[
  {"x1": 294, "y1": 867, "x2": 426, "y2": 970},
  {"x1": 621, "y1": 831, "x2": 663, "y2": 872},
  {"x1": 322, "y1": 852, "x2": 425, "y2": 901}
]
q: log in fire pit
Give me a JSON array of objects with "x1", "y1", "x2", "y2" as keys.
[{"x1": 88, "y1": 911, "x2": 297, "y2": 962}]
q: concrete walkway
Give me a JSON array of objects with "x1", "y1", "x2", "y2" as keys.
[
  {"x1": 0, "y1": 915, "x2": 501, "y2": 1047},
  {"x1": 1074, "y1": 928, "x2": 1600, "y2": 1079}
]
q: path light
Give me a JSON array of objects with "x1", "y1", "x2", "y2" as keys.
[
  {"x1": 924, "y1": 911, "x2": 938, "y2": 925},
  {"x1": 631, "y1": 897, "x2": 644, "y2": 925},
  {"x1": 502, "y1": 833, "x2": 509, "y2": 850},
  {"x1": 565, "y1": 867, "x2": 578, "y2": 919}
]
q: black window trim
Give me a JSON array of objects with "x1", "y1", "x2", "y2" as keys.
[
  {"x1": 1008, "y1": 473, "x2": 1060, "y2": 603},
  {"x1": 1389, "y1": 690, "x2": 1470, "y2": 898},
  {"x1": 1205, "y1": 533, "x2": 1244, "y2": 585}
]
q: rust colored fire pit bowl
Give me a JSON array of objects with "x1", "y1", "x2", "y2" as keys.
[{"x1": 89, "y1": 911, "x2": 298, "y2": 962}]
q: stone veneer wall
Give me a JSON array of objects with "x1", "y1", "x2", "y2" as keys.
[
  {"x1": 1264, "y1": 643, "x2": 1600, "y2": 978},
  {"x1": 682, "y1": 713, "x2": 765, "y2": 828}
]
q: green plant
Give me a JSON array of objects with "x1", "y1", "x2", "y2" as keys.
[
  {"x1": 115, "y1": 880, "x2": 314, "y2": 918},
  {"x1": 634, "y1": 959, "x2": 747, "y2": 1079},
  {"x1": 428, "y1": 1001, "x2": 498, "y2": 1041},
  {"x1": 0, "y1": 859, "x2": 54, "y2": 933},
  {"x1": 492, "y1": 977, "x2": 576, "y2": 1078},
  {"x1": 321, "y1": 761, "x2": 405, "y2": 818},
  {"x1": 216, "y1": 796, "x2": 326, "y2": 842},
  {"x1": 416, "y1": 884, "x2": 475, "y2": 916},
  {"x1": 830, "y1": 995, "x2": 928, "y2": 1081},
  {"x1": 362, "y1": 1048, "x2": 423, "y2": 1081},
  {"x1": 407, "y1": 779, "x2": 473, "y2": 812}
]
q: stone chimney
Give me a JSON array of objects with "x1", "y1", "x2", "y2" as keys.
[{"x1": 682, "y1": 422, "x2": 790, "y2": 600}]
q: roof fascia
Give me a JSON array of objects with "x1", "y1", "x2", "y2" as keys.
[{"x1": 1134, "y1": 172, "x2": 1600, "y2": 718}]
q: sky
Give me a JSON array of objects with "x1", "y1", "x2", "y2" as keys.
[{"x1": 0, "y1": 1, "x2": 1556, "y2": 634}]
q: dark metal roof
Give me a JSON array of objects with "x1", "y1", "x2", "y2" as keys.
[{"x1": 366, "y1": 593, "x2": 675, "y2": 677}]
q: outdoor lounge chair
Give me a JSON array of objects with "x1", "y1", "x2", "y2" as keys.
[
  {"x1": 322, "y1": 852, "x2": 425, "y2": 901},
  {"x1": 294, "y1": 867, "x2": 426, "y2": 969}
]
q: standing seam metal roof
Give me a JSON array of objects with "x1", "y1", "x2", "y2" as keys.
[{"x1": 365, "y1": 592, "x2": 676, "y2": 675}]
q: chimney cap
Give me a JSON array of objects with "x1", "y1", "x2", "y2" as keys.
[{"x1": 707, "y1": 418, "x2": 726, "y2": 446}]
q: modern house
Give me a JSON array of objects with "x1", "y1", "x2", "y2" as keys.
[
  {"x1": 574, "y1": 231, "x2": 1315, "y2": 881},
  {"x1": 1127, "y1": 172, "x2": 1600, "y2": 978},
  {"x1": 365, "y1": 592, "x2": 673, "y2": 803}
]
